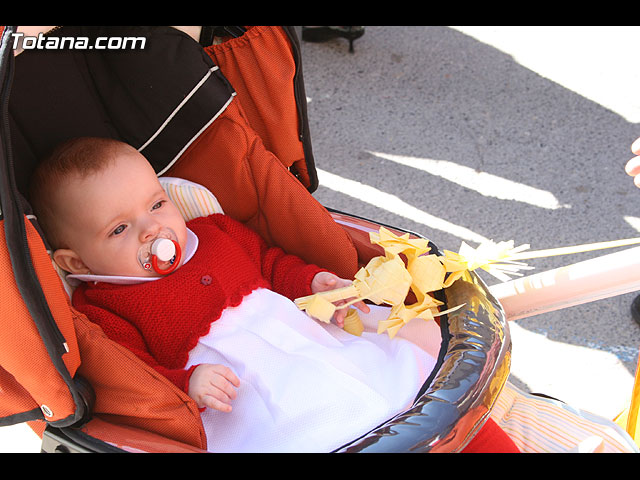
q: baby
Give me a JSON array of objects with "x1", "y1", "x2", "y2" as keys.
[
  {"x1": 29, "y1": 137, "x2": 515, "y2": 453},
  {"x1": 27, "y1": 137, "x2": 438, "y2": 452},
  {"x1": 29, "y1": 136, "x2": 368, "y2": 401}
]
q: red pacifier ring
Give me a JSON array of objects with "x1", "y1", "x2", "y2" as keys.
[{"x1": 151, "y1": 239, "x2": 182, "y2": 275}]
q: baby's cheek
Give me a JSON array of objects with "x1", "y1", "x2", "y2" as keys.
[{"x1": 120, "y1": 249, "x2": 154, "y2": 277}]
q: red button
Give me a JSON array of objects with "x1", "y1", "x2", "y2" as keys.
[{"x1": 201, "y1": 275, "x2": 212, "y2": 286}]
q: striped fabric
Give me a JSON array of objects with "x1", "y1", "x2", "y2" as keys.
[
  {"x1": 491, "y1": 381, "x2": 638, "y2": 452},
  {"x1": 159, "y1": 177, "x2": 224, "y2": 220}
]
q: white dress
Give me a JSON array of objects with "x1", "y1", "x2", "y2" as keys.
[
  {"x1": 68, "y1": 226, "x2": 438, "y2": 452},
  {"x1": 186, "y1": 288, "x2": 437, "y2": 453}
]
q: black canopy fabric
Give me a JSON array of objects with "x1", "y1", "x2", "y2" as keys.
[{"x1": 9, "y1": 26, "x2": 235, "y2": 195}]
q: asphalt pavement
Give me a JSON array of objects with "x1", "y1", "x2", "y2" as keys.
[
  {"x1": 2, "y1": 25, "x2": 640, "y2": 452},
  {"x1": 300, "y1": 26, "x2": 640, "y2": 420}
]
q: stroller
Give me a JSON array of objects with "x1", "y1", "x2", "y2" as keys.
[{"x1": 0, "y1": 25, "x2": 634, "y2": 453}]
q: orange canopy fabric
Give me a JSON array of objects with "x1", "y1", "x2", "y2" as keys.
[{"x1": 0, "y1": 26, "x2": 358, "y2": 449}]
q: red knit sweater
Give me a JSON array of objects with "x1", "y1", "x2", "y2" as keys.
[{"x1": 72, "y1": 214, "x2": 324, "y2": 392}]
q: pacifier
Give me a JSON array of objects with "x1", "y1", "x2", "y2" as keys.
[{"x1": 137, "y1": 229, "x2": 182, "y2": 275}]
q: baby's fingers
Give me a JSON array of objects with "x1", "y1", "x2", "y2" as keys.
[
  {"x1": 212, "y1": 364, "x2": 241, "y2": 388},
  {"x1": 352, "y1": 300, "x2": 370, "y2": 314},
  {"x1": 211, "y1": 368, "x2": 240, "y2": 399},
  {"x1": 203, "y1": 366, "x2": 241, "y2": 412},
  {"x1": 201, "y1": 394, "x2": 233, "y2": 413},
  {"x1": 201, "y1": 382, "x2": 237, "y2": 413},
  {"x1": 626, "y1": 156, "x2": 640, "y2": 188},
  {"x1": 625, "y1": 155, "x2": 640, "y2": 177},
  {"x1": 333, "y1": 307, "x2": 347, "y2": 328},
  {"x1": 333, "y1": 300, "x2": 369, "y2": 328}
]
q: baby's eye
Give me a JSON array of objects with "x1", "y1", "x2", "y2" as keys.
[
  {"x1": 112, "y1": 224, "x2": 126, "y2": 236},
  {"x1": 152, "y1": 200, "x2": 165, "y2": 210}
]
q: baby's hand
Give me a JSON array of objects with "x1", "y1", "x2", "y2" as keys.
[
  {"x1": 625, "y1": 137, "x2": 640, "y2": 188},
  {"x1": 188, "y1": 364, "x2": 240, "y2": 413},
  {"x1": 311, "y1": 272, "x2": 370, "y2": 328}
]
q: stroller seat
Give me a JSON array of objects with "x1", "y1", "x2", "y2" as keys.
[{"x1": 1, "y1": 25, "x2": 512, "y2": 453}]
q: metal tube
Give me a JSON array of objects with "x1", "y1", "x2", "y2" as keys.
[{"x1": 489, "y1": 246, "x2": 640, "y2": 322}]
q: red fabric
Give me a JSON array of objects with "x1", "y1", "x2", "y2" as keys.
[
  {"x1": 72, "y1": 213, "x2": 324, "y2": 392},
  {"x1": 461, "y1": 418, "x2": 520, "y2": 453}
]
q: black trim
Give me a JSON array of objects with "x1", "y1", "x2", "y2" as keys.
[
  {"x1": 282, "y1": 26, "x2": 318, "y2": 193},
  {"x1": 42, "y1": 426, "x2": 125, "y2": 453},
  {"x1": 326, "y1": 207, "x2": 511, "y2": 453},
  {"x1": 0, "y1": 407, "x2": 44, "y2": 427},
  {"x1": 0, "y1": 26, "x2": 88, "y2": 428},
  {"x1": 199, "y1": 26, "x2": 216, "y2": 47}
]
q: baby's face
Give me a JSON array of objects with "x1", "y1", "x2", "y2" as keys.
[{"x1": 53, "y1": 149, "x2": 188, "y2": 277}]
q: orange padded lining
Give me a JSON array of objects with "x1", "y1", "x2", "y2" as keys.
[
  {"x1": 72, "y1": 307, "x2": 207, "y2": 449},
  {"x1": 0, "y1": 218, "x2": 79, "y2": 424},
  {"x1": 169, "y1": 26, "x2": 358, "y2": 279},
  {"x1": 167, "y1": 99, "x2": 358, "y2": 280},
  {"x1": 1, "y1": 26, "x2": 358, "y2": 448},
  {"x1": 205, "y1": 26, "x2": 312, "y2": 187}
]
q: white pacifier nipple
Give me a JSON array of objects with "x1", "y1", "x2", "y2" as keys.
[
  {"x1": 151, "y1": 238, "x2": 176, "y2": 262},
  {"x1": 137, "y1": 228, "x2": 181, "y2": 275}
]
